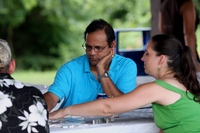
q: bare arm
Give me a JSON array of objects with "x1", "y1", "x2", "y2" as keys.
[
  {"x1": 44, "y1": 92, "x2": 60, "y2": 112},
  {"x1": 158, "y1": 12, "x2": 164, "y2": 33},
  {"x1": 49, "y1": 82, "x2": 163, "y2": 120},
  {"x1": 181, "y1": 0, "x2": 200, "y2": 70},
  {"x1": 99, "y1": 77, "x2": 123, "y2": 97}
]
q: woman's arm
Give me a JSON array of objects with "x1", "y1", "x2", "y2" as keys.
[{"x1": 49, "y1": 82, "x2": 162, "y2": 120}]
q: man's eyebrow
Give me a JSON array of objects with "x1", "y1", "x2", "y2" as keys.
[
  {"x1": 85, "y1": 44, "x2": 93, "y2": 47},
  {"x1": 86, "y1": 44, "x2": 102, "y2": 47}
]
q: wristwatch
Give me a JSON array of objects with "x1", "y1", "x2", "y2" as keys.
[{"x1": 98, "y1": 72, "x2": 109, "y2": 79}]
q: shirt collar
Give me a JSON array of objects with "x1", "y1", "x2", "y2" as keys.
[{"x1": 0, "y1": 73, "x2": 13, "y2": 79}]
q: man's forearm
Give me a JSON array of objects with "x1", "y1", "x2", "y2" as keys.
[{"x1": 99, "y1": 77, "x2": 123, "y2": 97}]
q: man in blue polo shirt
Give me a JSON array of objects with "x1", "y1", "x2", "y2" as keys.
[{"x1": 44, "y1": 19, "x2": 137, "y2": 112}]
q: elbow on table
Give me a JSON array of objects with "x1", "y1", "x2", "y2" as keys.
[{"x1": 102, "y1": 104, "x2": 113, "y2": 116}]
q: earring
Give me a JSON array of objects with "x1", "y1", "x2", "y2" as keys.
[{"x1": 158, "y1": 67, "x2": 160, "y2": 71}]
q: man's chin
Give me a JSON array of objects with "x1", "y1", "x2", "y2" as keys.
[{"x1": 89, "y1": 61, "x2": 98, "y2": 66}]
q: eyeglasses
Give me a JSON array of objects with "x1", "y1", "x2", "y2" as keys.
[{"x1": 82, "y1": 43, "x2": 108, "y2": 52}]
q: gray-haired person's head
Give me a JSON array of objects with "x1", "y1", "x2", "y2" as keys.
[{"x1": 0, "y1": 39, "x2": 12, "y2": 68}]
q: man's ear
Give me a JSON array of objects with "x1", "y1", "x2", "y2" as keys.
[
  {"x1": 7, "y1": 59, "x2": 16, "y2": 74},
  {"x1": 111, "y1": 40, "x2": 116, "y2": 48}
]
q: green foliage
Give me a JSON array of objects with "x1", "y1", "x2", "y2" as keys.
[
  {"x1": 16, "y1": 54, "x2": 62, "y2": 71},
  {"x1": 0, "y1": 0, "x2": 151, "y2": 71},
  {"x1": 0, "y1": 0, "x2": 36, "y2": 27},
  {"x1": 193, "y1": 0, "x2": 200, "y2": 13}
]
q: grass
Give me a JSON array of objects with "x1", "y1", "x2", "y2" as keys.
[{"x1": 12, "y1": 70, "x2": 56, "y2": 86}]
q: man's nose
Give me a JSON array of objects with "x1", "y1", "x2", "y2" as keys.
[{"x1": 89, "y1": 48, "x2": 96, "y2": 54}]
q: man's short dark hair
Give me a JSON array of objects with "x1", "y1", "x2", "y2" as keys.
[{"x1": 84, "y1": 18, "x2": 115, "y2": 47}]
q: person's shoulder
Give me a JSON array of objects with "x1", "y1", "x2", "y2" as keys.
[
  {"x1": 0, "y1": 78, "x2": 39, "y2": 92},
  {"x1": 17, "y1": 83, "x2": 45, "y2": 97},
  {"x1": 57, "y1": 55, "x2": 86, "y2": 72},
  {"x1": 181, "y1": 0, "x2": 194, "y2": 10},
  {"x1": 136, "y1": 81, "x2": 163, "y2": 92},
  {"x1": 138, "y1": 81, "x2": 157, "y2": 87},
  {"x1": 62, "y1": 54, "x2": 86, "y2": 66},
  {"x1": 72, "y1": 54, "x2": 87, "y2": 62}
]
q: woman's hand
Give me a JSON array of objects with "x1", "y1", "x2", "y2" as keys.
[{"x1": 49, "y1": 108, "x2": 66, "y2": 120}]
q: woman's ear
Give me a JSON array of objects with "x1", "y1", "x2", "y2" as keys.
[
  {"x1": 7, "y1": 59, "x2": 16, "y2": 74},
  {"x1": 158, "y1": 55, "x2": 166, "y2": 65}
]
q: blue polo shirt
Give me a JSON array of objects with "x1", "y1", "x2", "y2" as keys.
[{"x1": 48, "y1": 54, "x2": 137, "y2": 108}]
